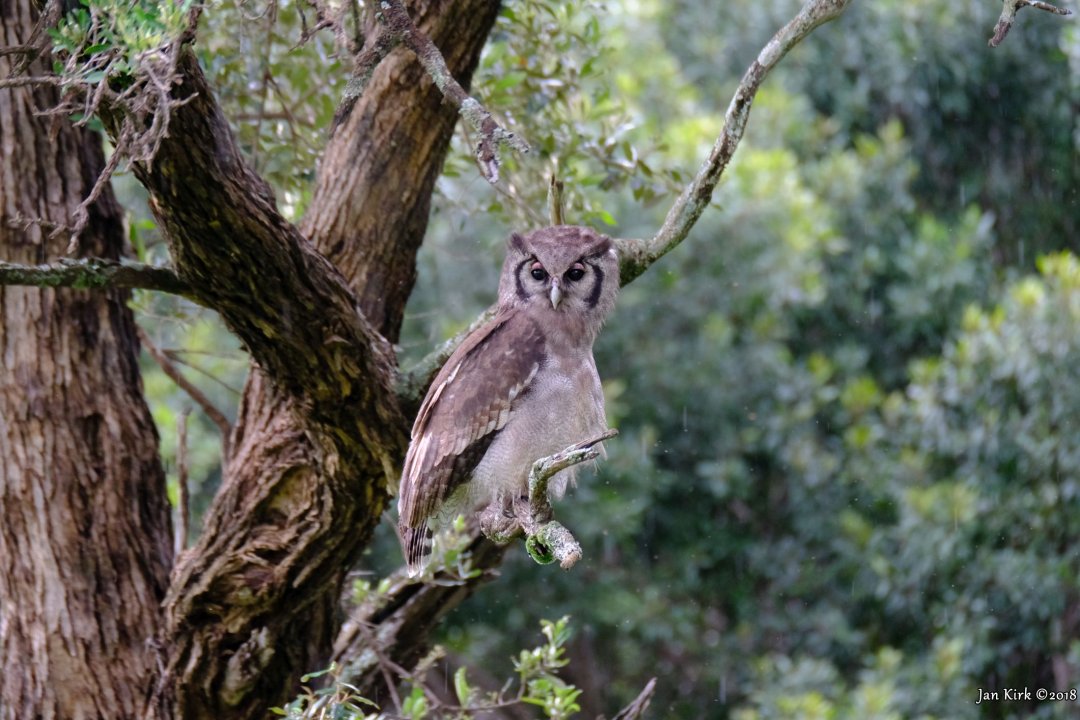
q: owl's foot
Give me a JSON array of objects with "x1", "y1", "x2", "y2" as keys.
[{"x1": 478, "y1": 502, "x2": 521, "y2": 545}]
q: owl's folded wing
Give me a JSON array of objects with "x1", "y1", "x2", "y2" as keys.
[{"x1": 398, "y1": 307, "x2": 545, "y2": 558}]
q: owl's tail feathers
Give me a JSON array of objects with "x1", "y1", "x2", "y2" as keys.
[{"x1": 401, "y1": 522, "x2": 433, "y2": 578}]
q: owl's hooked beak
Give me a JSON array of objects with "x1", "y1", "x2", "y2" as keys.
[{"x1": 549, "y1": 279, "x2": 563, "y2": 309}]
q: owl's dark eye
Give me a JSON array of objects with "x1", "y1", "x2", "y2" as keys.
[
  {"x1": 565, "y1": 264, "x2": 586, "y2": 282},
  {"x1": 530, "y1": 262, "x2": 547, "y2": 281}
]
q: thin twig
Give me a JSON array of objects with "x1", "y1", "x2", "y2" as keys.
[
  {"x1": 989, "y1": 0, "x2": 1071, "y2": 47},
  {"x1": 175, "y1": 407, "x2": 191, "y2": 557},
  {"x1": 64, "y1": 134, "x2": 127, "y2": 254},
  {"x1": 138, "y1": 327, "x2": 233, "y2": 458},
  {"x1": 547, "y1": 174, "x2": 565, "y2": 226},
  {"x1": 0, "y1": 44, "x2": 37, "y2": 58},
  {"x1": 0, "y1": 75, "x2": 63, "y2": 89},
  {"x1": 348, "y1": 619, "x2": 404, "y2": 716},
  {"x1": 612, "y1": 677, "x2": 658, "y2": 720}
]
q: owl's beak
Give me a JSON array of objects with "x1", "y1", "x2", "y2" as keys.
[{"x1": 549, "y1": 280, "x2": 563, "y2": 309}]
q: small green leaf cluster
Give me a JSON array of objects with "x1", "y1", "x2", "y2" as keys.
[
  {"x1": 49, "y1": 0, "x2": 194, "y2": 86},
  {"x1": 273, "y1": 663, "x2": 380, "y2": 720},
  {"x1": 280, "y1": 618, "x2": 583, "y2": 720},
  {"x1": 437, "y1": 1, "x2": 684, "y2": 230},
  {"x1": 514, "y1": 617, "x2": 582, "y2": 719}
]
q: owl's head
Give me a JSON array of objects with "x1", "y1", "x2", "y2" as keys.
[{"x1": 497, "y1": 226, "x2": 620, "y2": 332}]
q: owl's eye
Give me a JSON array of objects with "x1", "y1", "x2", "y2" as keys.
[
  {"x1": 565, "y1": 263, "x2": 586, "y2": 282},
  {"x1": 530, "y1": 262, "x2": 547, "y2": 281}
]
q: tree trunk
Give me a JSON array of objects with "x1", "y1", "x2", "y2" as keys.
[{"x1": 0, "y1": 3, "x2": 173, "y2": 719}]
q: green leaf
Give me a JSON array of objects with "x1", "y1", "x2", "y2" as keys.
[{"x1": 454, "y1": 666, "x2": 473, "y2": 706}]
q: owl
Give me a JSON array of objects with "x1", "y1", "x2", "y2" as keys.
[{"x1": 398, "y1": 225, "x2": 620, "y2": 575}]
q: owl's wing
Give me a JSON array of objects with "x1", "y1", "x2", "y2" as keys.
[{"x1": 399, "y1": 308, "x2": 545, "y2": 572}]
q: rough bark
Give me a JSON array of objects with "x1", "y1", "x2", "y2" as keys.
[{"x1": 0, "y1": 2, "x2": 173, "y2": 718}]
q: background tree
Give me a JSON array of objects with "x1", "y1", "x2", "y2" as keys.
[{"x1": 1, "y1": 1, "x2": 1075, "y2": 719}]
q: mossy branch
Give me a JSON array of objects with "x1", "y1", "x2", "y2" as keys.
[
  {"x1": 0, "y1": 257, "x2": 196, "y2": 299},
  {"x1": 482, "y1": 429, "x2": 619, "y2": 570}
]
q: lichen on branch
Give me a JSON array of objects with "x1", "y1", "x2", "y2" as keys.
[
  {"x1": 476, "y1": 429, "x2": 619, "y2": 570},
  {"x1": 0, "y1": 257, "x2": 194, "y2": 298}
]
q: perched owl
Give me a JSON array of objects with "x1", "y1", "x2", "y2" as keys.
[{"x1": 398, "y1": 225, "x2": 620, "y2": 575}]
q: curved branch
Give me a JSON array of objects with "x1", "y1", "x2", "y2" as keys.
[
  {"x1": 616, "y1": 0, "x2": 853, "y2": 284},
  {"x1": 0, "y1": 257, "x2": 195, "y2": 298}
]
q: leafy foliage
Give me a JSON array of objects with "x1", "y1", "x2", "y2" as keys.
[{"x1": 277, "y1": 618, "x2": 583, "y2": 720}]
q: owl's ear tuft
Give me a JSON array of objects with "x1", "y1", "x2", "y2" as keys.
[{"x1": 508, "y1": 232, "x2": 528, "y2": 254}]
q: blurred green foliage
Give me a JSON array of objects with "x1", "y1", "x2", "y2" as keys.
[{"x1": 121, "y1": 0, "x2": 1080, "y2": 717}]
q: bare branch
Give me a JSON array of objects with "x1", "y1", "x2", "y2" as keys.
[
  {"x1": 0, "y1": 44, "x2": 37, "y2": 58},
  {"x1": 616, "y1": 0, "x2": 854, "y2": 283},
  {"x1": 548, "y1": 174, "x2": 565, "y2": 226},
  {"x1": 0, "y1": 257, "x2": 195, "y2": 297},
  {"x1": 330, "y1": 25, "x2": 401, "y2": 135},
  {"x1": 138, "y1": 327, "x2": 232, "y2": 458},
  {"x1": 612, "y1": 677, "x2": 658, "y2": 720},
  {"x1": 0, "y1": 75, "x2": 63, "y2": 89},
  {"x1": 989, "y1": 0, "x2": 1072, "y2": 47}
]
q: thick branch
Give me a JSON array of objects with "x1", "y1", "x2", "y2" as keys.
[
  {"x1": 616, "y1": 0, "x2": 853, "y2": 284},
  {"x1": 989, "y1": 0, "x2": 1071, "y2": 47},
  {"x1": 114, "y1": 47, "x2": 409, "y2": 720},
  {"x1": 0, "y1": 257, "x2": 195, "y2": 298}
]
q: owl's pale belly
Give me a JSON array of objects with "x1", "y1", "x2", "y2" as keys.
[{"x1": 439, "y1": 353, "x2": 606, "y2": 523}]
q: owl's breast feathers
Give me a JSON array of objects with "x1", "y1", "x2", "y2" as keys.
[{"x1": 398, "y1": 307, "x2": 545, "y2": 569}]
